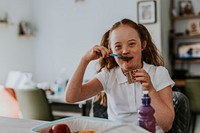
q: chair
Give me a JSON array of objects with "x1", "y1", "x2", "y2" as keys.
[
  {"x1": 92, "y1": 91, "x2": 108, "y2": 119},
  {"x1": 184, "y1": 79, "x2": 200, "y2": 133},
  {"x1": 166, "y1": 91, "x2": 190, "y2": 133},
  {"x1": 92, "y1": 91, "x2": 191, "y2": 133},
  {"x1": 14, "y1": 88, "x2": 54, "y2": 121}
]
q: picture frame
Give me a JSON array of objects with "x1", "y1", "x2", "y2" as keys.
[
  {"x1": 177, "y1": 42, "x2": 200, "y2": 59},
  {"x1": 179, "y1": 1, "x2": 194, "y2": 16},
  {"x1": 19, "y1": 21, "x2": 33, "y2": 35},
  {"x1": 137, "y1": 0, "x2": 156, "y2": 24},
  {"x1": 172, "y1": 9, "x2": 178, "y2": 17},
  {"x1": 187, "y1": 20, "x2": 200, "y2": 35}
]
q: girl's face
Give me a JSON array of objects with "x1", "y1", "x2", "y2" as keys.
[{"x1": 109, "y1": 25, "x2": 146, "y2": 72}]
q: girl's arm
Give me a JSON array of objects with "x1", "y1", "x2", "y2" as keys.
[
  {"x1": 134, "y1": 69, "x2": 175, "y2": 132},
  {"x1": 65, "y1": 45, "x2": 109, "y2": 103},
  {"x1": 149, "y1": 87, "x2": 175, "y2": 132}
]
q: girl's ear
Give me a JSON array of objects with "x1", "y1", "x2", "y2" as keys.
[{"x1": 142, "y1": 41, "x2": 147, "y2": 50}]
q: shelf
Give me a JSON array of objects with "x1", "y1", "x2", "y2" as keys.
[
  {"x1": 172, "y1": 14, "x2": 200, "y2": 20},
  {"x1": 174, "y1": 58, "x2": 200, "y2": 63},
  {"x1": 173, "y1": 79, "x2": 186, "y2": 87},
  {"x1": 174, "y1": 34, "x2": 200, "y2": 39},
  {"x1": 0, "y1": 22, "x2": 14, "y2": 26},
  {"x1": 170, "y1": 0, "x2": 200, "y2": 78},
  {"x1": 18, "y1": 34, "x2": 34, "y2": 38},
  {"x1": 173, "y1": 76, "x2": 200, "y2": 87}
]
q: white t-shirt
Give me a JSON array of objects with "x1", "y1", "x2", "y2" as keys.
[{"x1": 96, "y1": 62, "x2": 175, "y2": 133}]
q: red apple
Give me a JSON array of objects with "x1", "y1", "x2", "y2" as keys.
[{"x1": 50, "y1": 123, "x2": 71, "y2": 133}]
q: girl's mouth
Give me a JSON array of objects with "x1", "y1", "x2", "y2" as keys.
[{"x1": 122, "y1": 56, "x2": 133, "y2": 62}]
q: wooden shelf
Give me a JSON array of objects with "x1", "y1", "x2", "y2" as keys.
[
  {"x1": 18, "y1": 34, "x2": 34, "y2": 38},
  {"x1": 172, "y1": 14, "x2": 200, "y2": 20},
  {"x1": 0, "y1": 22, "x2": 14, "y2": 26},
  {"x1": 173, "y1": 79, "x2": 186, "y2": 87},
  {"x1": 173, "y1": 75, "x2": 200, "y2": 86},
  {"x1": 170, "y1": 0, "x2": 200, "y2": 79},
  {"x1": 174, "y1": 34, "x2": 200, "y2": 39},
  {"x1": 174, "y1": 58, "x2": 200, "y2": 63},
  {"x1": 0, "y1": 22, "x2": 9, "y2": 26}
]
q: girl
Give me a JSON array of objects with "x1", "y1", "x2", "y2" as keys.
[{"x1": 65, "y1": 18, "x2": 175, "y2": 133}]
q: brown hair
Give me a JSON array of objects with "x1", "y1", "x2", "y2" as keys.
[{"x1": 97, "y1": 18, "x2": 164, "y2": 73}]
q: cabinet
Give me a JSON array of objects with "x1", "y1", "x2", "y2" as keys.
[{"x1": 170, "y1": 0, "x2": 200, "y2": 80}]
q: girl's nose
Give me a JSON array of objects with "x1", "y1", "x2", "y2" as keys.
[{"x1": 122, "y1": 46, "x2": 129, "y2": 54}]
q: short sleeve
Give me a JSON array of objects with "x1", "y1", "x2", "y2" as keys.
[
  {"x1": 153, "y1": 67, "x2": 175, "y2": 91},
  {"x1": 95, "y1": 69, "x2": 109, "y2": 92}
]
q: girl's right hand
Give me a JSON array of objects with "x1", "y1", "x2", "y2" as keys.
[{"x1": 83, "y1": 45, "x2": 110, "y2": 62}]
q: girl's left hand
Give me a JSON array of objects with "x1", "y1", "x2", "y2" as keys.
[{"x1": 133, "y1": 69, "x2": 154, "y2": 92}]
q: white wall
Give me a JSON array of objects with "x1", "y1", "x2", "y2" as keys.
[
  {"x1": 160, "y1": 0, "x2": 171, "y2": 72},
  {"x1": 31, "y1": 0, "x2": 138, "y2": 83},
  {"x1": 31, "y1": 0, "x2": 164, "y2": 84},
  {"x1": 0, "y1": 0, "x2": 165, "y2": 85},
  {"x1": 0, "y1": 0, "x2": 34, "y2": 84}
]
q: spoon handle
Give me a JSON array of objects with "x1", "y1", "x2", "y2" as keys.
[{"x1": 96, "y1": 52, "x2": 123, "y2": 58}]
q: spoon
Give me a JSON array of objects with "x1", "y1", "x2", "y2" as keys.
[
  {"x1": 109, "y1": 53, "x2": 127, "y2": 59},
  {"x1": 96, "y1": 52, "x2": 132, "y2": 61}
]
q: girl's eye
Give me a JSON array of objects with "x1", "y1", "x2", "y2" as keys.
[
  {"x1": 115, "y1": 45, "x2": 122, "y2": 49},
  {"x1": 129, "y1": 42, "x2": 136, "y2": 47}
]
